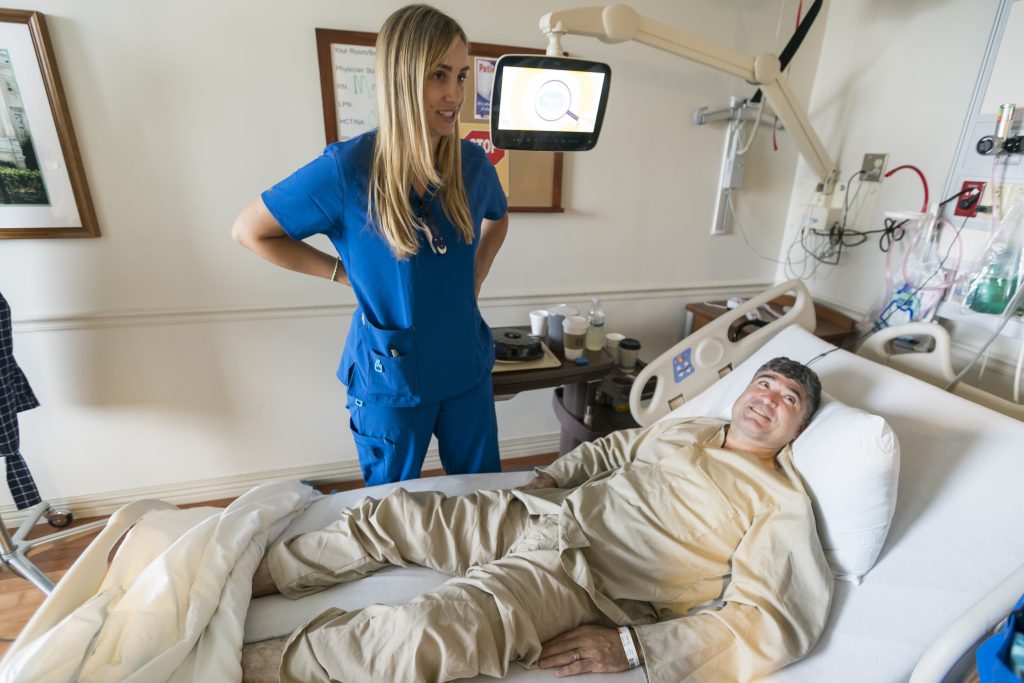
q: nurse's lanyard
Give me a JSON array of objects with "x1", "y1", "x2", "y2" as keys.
[{"x1": 413, "y1": 188, "x2": 447, "y2": 255}]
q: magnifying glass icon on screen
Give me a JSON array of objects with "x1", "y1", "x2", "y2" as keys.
[{"x1": 534, "y1": 80, "x2": 580, "y2": 123}]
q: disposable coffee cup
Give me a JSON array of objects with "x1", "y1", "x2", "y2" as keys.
[
  {"x1": 562, "y1": 315, "x2": 587, "y2": 360},
  {"x1": 604, "y1": 332, "x2": 625, "y2": 364},
  {"x1": 618, "y1": 337, "x2": 641, "y2": 371},
  {"x1": 529, "y1": 309, "x2": 548, "y2": 338},
  {"x1": 547, "y1": 304, "x2": 579, "y2": 350}
]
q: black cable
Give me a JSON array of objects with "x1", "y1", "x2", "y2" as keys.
[
  {"x1": 751, "y1": 0, "x2": 824, "y2": 104},
  {"x1": 801, "y1": 225, "x2": 841, "y2": 266},
  {"x1": 803, "y1": 183, "x2": 980, "y2": 263},
  {"x1": 878, "y1": 218, "x2": 907, "y2": 253},
  {"x1": 939, "y1": 186, "x2": 979, "y2": 208},
  {"x1": 800, "y1": 171, "x2": 866, "y2": 265},
  {"x1": 809, "y1": 217, "x2": 905, "y2": 252}
]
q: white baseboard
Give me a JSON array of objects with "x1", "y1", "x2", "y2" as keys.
[{"x1": 1, "y1": 433, "x2": 560, "y2": 526}]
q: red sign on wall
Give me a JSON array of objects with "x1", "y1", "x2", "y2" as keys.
[{"x1": 464, "y1": 129, "x2": 505, "y2": 166}]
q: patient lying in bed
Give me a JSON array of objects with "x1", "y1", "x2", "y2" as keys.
[{"x1": 242, "y1": 357, "x2": 833, "y2": 683}]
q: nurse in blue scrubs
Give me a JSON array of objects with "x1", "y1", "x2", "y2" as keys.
[{"x1": 231, "y1": 5, "x2": 508, "y2": 485}]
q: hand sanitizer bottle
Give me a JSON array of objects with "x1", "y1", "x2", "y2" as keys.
[{"x1": 585, "y1": 297, "x2": 605, "y2": 351}]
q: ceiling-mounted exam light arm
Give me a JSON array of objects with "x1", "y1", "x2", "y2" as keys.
[{"x1": 539, "y1": 4, "x2": 838, "y2": 192}]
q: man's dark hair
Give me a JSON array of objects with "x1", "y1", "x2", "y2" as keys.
[{"x1": 754, "y1": 357, "x2": 822, "y2": 422}]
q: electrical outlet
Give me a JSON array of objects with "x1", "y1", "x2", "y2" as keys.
[
  {"x1": 954, "y1": 180, "x2": 986, "y2": 217},
  {"x1": 861, "y1": 153, "x2": 889, "y2": 182}
]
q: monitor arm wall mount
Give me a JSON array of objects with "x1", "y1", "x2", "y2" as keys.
[{"x1": 540, "y1": 4, "x2": 838, "y2": 194}]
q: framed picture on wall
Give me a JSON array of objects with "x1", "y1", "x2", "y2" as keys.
[
  {"x1": 314, "y1": 28, "x2": 564, "y2": 213},
  {"x1": 0, "y1": 9, "x2": 99, "y2": 239}
]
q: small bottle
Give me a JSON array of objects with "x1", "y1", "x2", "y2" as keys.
[
  {"x1": 585, "y1": 297, "x2": 605, "y2": 351},
  {"x1": 582, "y1": 404, "x2": 594, "y2": 428}
]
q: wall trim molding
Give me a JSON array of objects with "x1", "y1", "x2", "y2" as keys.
[
  {"x1": 1, "y1": 433, "x2": 561, "y2": 525},
  {"x1": 11, "y1": 280, "x2": 774, "y2": 333},
  {"x1": 950, "y1": 338, "x2": 1022, "y2": 381},
  {"x1": 810, "y1": 293, "x2": 868, "y2": 323},
  {"x1": 4, "y1": 279, "x2": 784, "y2": 524}
]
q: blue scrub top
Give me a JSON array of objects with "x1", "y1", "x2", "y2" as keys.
[{"x1": 262, "y1": 131, "x2": 507, "y2": 406}]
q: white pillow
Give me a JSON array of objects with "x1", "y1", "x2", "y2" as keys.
[
  {"x1": 661, "y1": 338, "x2": 900, "y2": 582},
  {"x1": 791, "y1": 400, "x2": 899, "y2": 582}
]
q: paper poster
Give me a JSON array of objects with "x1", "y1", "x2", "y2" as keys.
[
  {"x1": 475, "y1": 57, "x2": 496, "y2": 120},
  {"x1": 331, "y1": 43, "x2": 378, "y2": 141}
]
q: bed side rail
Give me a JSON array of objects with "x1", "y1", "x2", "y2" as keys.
[
  {"x1": 629, "y1": 279, "x2": 817, "y2": 427},
  {"x1": 909, "y1": 562, "x2": 1024, "y2": 683},
  {"x1": 858, "y1": 322, "x2": 1024, "y2": 420}
]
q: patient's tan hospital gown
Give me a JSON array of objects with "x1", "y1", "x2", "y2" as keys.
[{"x1": 268, "y1": 418, "x2": 833, "y2": 683}]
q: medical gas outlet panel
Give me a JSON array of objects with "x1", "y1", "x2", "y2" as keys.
[{"x1": 947, "y1": 108, "x2": 1024, "y2": 230}]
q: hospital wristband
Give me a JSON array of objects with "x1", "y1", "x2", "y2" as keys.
[
  {"x1": 618, "y1": 626, "x2": 641, "y2": 669},
  {"x1": 329, "y1": 257, "x2": 340, "y2": 283}
]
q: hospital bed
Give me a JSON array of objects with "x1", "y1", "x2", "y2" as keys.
[{"x1": 3, "y1": 280, "x2": 1023, "y2": 682}]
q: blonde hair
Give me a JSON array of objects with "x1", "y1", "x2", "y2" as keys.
[{"x1": 370, "y1": 4, "x2": 474, "y2": 259}]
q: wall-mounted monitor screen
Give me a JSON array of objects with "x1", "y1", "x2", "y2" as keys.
[{"x1": 490, "y1": 55, "x2": 611, "y2": 152}]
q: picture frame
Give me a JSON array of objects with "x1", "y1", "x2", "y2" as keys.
[
  {"x1": 315, "y1": 28, "x2": 564, "y2": 213},
  {"x1": 0, "y1": 9, "x2": 98, "y2": 239}
]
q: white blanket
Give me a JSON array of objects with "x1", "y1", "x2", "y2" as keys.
[{"x1": 0, "y1": 481, "x2": 316, "y2": 683}]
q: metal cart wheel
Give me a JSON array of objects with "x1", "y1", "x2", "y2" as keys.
[{"x1": 44, "y1": 509, "x2": 73, "y2": 528}]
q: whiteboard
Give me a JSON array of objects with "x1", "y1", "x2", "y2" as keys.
[{"x1": 330, "y1": 43, "x2": 378, "y2": 141}]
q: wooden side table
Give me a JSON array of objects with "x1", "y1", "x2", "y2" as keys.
[
  {"x1": 491, "y1": 333, "x2": 620, "y2": 455},
  {"x1": 685, "y1": 294, "x2": 857, "y2": 348},
  {"x1": 491, "y1": 346, "x2": 614, "y2": 397}
]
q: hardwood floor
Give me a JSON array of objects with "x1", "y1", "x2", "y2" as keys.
[
  {"x1": 0, "y1": 453, "x2": 556, "y2": 657},
  {"x1": 0, "y1": 532, "x2": 90, "y2": 655}
]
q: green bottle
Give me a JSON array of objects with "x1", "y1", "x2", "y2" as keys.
[
  {"x1": 965, "y1": 192, "x2": 1024, "y2": 315},
  {"x1": 967, "y1": 275, "x2": 1017, "y2": 314}
]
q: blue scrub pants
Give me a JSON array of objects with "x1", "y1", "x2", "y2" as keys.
[{"x1": 347, "y1": 377, "x2": 500, "y2": 485}]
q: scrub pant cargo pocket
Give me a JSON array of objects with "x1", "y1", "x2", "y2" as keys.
[{"x1": 347, "y1": 377, "x2": 500, "y2": 486}]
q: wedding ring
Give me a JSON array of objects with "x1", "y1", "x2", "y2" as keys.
[{"x1": 572, "y1": 647, "x2": 581, "y2": 662}]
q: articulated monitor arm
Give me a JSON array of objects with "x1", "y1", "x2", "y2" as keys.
[{"x1": 540, "y1": 4, "x2": 837, "y2": 192}]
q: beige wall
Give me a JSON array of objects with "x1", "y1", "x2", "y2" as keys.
[{"x1": 2, "y1": 0, "x2": 817, "y2": 514}]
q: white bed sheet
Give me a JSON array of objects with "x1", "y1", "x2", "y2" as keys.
[
  {"x1": 763, "y1": 328, "x2": 1024, "y2": 682},
  {"x1": 246, "y1": 327, "x2": 1024, "y2": 682}
]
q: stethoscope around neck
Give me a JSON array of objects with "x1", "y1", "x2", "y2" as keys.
[{"x1": 412, "y1": 187, "x2": 447, "y2": 255}]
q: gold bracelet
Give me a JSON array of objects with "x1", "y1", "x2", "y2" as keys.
[{"x1": 329, "y1": 257, "x2": 340, "y2": 283}]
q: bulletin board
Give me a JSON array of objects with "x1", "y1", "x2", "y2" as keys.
[{"x1": 315, "y1": 29, "x2": 564, "y2": 212}]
